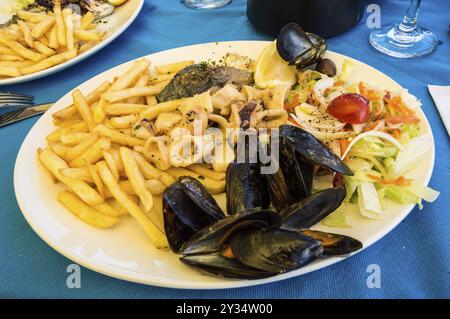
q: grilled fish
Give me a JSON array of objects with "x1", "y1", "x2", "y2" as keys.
[{"x1": 157, "y1": 64, "x2": 254, "y2": 103}]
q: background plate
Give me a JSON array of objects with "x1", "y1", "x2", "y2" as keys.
[
  {"x1": 14, "y1": 41, "x2": 434, "y2": 289},
  {"x1": 0, "y1": 0, "x2": 143, "y2": 86}
]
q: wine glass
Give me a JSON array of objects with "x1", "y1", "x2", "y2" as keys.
[
  {"x1": 369, "y1": 0, "x2": 438, "y2": 58},
  {"x1": 182, "y1": 0, "x2": 231, "y2": 9}
]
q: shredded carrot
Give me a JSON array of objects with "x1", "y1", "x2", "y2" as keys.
[
  {"x1": 292, "y1": 94, "x2": 299, "y2": 108},
  {"x1": 339, "y1": 139, "x2": 350, "y2": 154},
  {"x1": 334, "y1": 80, "x2": 345, "y2": 87},
  {"x1": 359, "y1": 82, "x2": 365, "y2": 94},
  {"x1": 367, "y1": 174, "x2": 412, "y2": 186},
  {"x1": 386, "y1": 115, "x2": 420, "y2": 124},
  {"x1": 359, "y1": 81, "x2": 380, "y2": 101},
  {"x1": 284, "y1": 94, "x2": 299, "y2": 112},
  {"x1": 389, "y1": 129, "x2": 401, "y2": 139},
  {"x1": 288, "y1": 116, "x2": 299, "y2": 125},
  {"x1": 363, "y1": 120, "x2": 380, "y2": 132}
]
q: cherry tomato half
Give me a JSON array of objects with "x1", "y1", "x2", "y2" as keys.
[{"x1": 328, "y1": 93, "x2": 369, "y2": 124}]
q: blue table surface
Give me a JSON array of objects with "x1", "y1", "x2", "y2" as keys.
[{"x1": 0, "y1": 0, "x2": 449, "y2": 298}]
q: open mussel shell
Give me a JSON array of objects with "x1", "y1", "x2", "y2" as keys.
[
  {"x1": 181, "y1": 209, "x2": 281, "y2": 256},
  {"x1": 279, "y1": 125, "x2": 353, "y2": 176},
  {"x1": 226, "y1": 162, "x2": 270, "y2": 215},
  {"x1": 180, "y1": 253, "x2": 275, "y2": 279},
  {"x1": 229, "y1": 228, "x2": 323, "y2": 273},
  {"x1": 276, "y1": 23, "x2": 327, "y2": 68},
  {"x1": 265, "y1": 136, "x2": 313, "y2": 210},
  {"x1": 179, "y1": 176, "x2": 224, "y2": 218},
  {"x1": 301, "y1": 230, "x2": 363, "y2": 256},
  {"x1": 280, "y1": 187, "x2": 346, "y2": 231},
  {"x1": 163, "y1": 176, "x2": 225, "y2": 253}
]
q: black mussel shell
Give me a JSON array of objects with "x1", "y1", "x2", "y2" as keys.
[
  {"x1": 280, "y1": 187, "x2": 346, "y2": 230},
  {"x1": 163, "y1": 177, "x2": 225, "y2": 252},
  {"x1": 265, "y1": 136, "x2": 313, "y2": 210},
  {"x1": 226, "y1": 162, "x2": 270, "y2": 215},
  {"x1": 178, "y1": 176, "x2": 224, "y2": 219},
  {"x1": 277, "y1": 23, "x2": 313, "y2": 64},
  {"x1": 279, "y1": 125, "x2": 353, "y2": 175},
  {"x1": 301, "y1": 230, "x2": 363, "y2": 256},
  {"x1": 180, "y1": 253, "x2": 274, "y2": 279},
  {"x1": 230, "y1": 228, "x2": 323, "y2": 273},
  {"x1": 181, "y1": 209, "x2": 280, "y2": 256},
  {"x1": 277, "y1": 23, "x2": 326, "y2": 68}
]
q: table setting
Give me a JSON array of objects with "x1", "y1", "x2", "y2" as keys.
[{"x1": 0, "y1": 0, "x2": 449, "y2": 299}]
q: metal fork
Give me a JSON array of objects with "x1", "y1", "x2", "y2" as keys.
[{"x1": 0, "y1": 92, "x2": 34, "y2": 108}]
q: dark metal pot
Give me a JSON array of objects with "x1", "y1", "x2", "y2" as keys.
[{"x1": 247, "y1": 0, "x2": 365, "y2": 38}]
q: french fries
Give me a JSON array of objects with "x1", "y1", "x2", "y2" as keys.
[
  {"x1": 105, "y1": 103, "x2": 148, "y2": 115},
  {"x1": 38, "y1": 148, "x2": 104, "y2": 205},
  {"x1": 20, "y1": 47, "x2": 77, "y2": 75},
  {"x1": 64, "y1": 132, "x2": 99, "y2": 162},
  {"x1": 73, "y1": 29, "x2": 103, "y2": 42},
  {"x1": 0, "y1": 33, "x2": 44, "y2": 61},
  {"x1": 0, "y1": 2, "x2": 104, "y2": 79},
  {"x1": 69, "y1": 137, "x2": 111, "y2": 167},
  {"x1": 155, "y1": 60, "x2": 194, "y2": 74},
  {"x1": 54, "y1": 0, "x2": 66, "y2": 46},
  {"x1": 72, "y1": 89, "x2": 95, "y2": 131},
  {"x1": 31, "y1": 19, "x2": 55, "y2": 39},
  {"x1": 103, "y1": 150, "x2": 120, "y2": 181},
  {"x1": 131, "y1": 151, "x2": 160, "y2": 179},
  {"x1": 53, "y1": 81, "x2": 111, "y2": 120},
  {"x1": 60, "y1": 132, "x2": 91, "y2": 145},
  {"x1": 110, "y1": 113, "x2": 138, "y2": 129},
  {"x1": 85, "y1": 159, "x2": 105, "y2": 197},
  {"x1": 38, "y1": 58, "x2": 237, "y2": 252},
  {"x1": 59, "y1": 167, "x2": 94, "y2": 183},
  {"x1": 96, "y1": 161, "x2": 167, "y2": 248},
  {"x1": 109, "y1": 59, "x2": 150, "y2": 92},
  {"x1": 120, "y1": 147, "x2": 153, "y2": 212},
  {"x1": 102, "y1": 81, "x2": 170, "y2": 103},
  {"x1": 80, "y1": 12, "x2": 95, "y2": 30},
  {"x1": 165, "y1": 167, "x2": 226, "y2": 194},
  {"x1": 94, "y1": 124, "x2": 145, "y2": 147},
  {"x1": 18, "y1": 20, "x2": 34, "y2": 48},
  {"x1": 187, "y1": 164, "x2": 226, "y2": 181},
  {"x1": 58, "y1": 191, "x2": 117, "y2": 228},
  {"x1": 62, "y1": 9, "x2": 74, "y2": 50}
]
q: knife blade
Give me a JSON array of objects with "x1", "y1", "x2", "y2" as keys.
[{"x1": 0, "y1": 103, "x2": 53, "y2": 128}]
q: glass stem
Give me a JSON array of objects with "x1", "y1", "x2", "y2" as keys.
[{"x1": 398, "y1": 0, "x2": 421, "y2": 33}]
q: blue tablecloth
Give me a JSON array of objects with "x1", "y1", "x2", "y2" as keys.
[{"x1": 1, "y1": 0, "x2": 449, "y2": 298}]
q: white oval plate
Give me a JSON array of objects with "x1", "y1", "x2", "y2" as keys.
[
  {"x1": 14, "y1": 41, "x2": 435, "y2": 289},
  {"x1": 0, "y1": 0, "x2": 143, "y2": 86}
]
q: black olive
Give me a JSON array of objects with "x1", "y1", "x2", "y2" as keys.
[{"x1": 315, "y1": 58, "x2": 337, "y2": 77}]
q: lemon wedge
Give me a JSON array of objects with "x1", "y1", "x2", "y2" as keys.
[
  {"x1": 254, "y1": 41, "x2": 297, "y2": 89},
  {"x1": 108, "y1": 0, "x2": 128, "y2": 6}
]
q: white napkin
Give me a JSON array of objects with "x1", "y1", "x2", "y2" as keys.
[{"x1": 428, "y1": 85, "x2": 450, "y2": 137}]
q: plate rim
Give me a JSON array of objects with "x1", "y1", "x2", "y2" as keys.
[
  {"x1": 13, "y1": 40, "x2": 436, "y2": 289},
  {"x1": 0, "y1": 0, "x2": 144, "y2": 86}
]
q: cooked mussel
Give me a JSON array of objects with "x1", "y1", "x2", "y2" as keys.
[
  {"x1": 229, "y1": 228, "x2": 323, "y2": 273},
  {"x1": 280, "y1": 187, "x2": 346, "y2": 230},
  {"x1": 276, "y1": 23, "x2": 327, "y2": 68},
  {"x1": 226, "y1": 162, "x2": 270, "y2": 215},
  {"x1": 163, "y1": 176, "x2": 225, "y2": 252},
  {"x1": 265, "y1": 136, "x2": 313, "y2": 210},
  {"x1": 181, "y1": 253, "x2": 274, "y2": 279},
  {"x1": 301, "y1": 230, "x2": 363, "y2": 256},
  {"x1": 180, "y1": 209, "x2": 322, "y2": 277},
  {"x1": 279, "y1": 125, "x2": 353, "y2": 175},
  {"x1": 181, "y1": 209, "x2": 280, "y2": 256}
]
